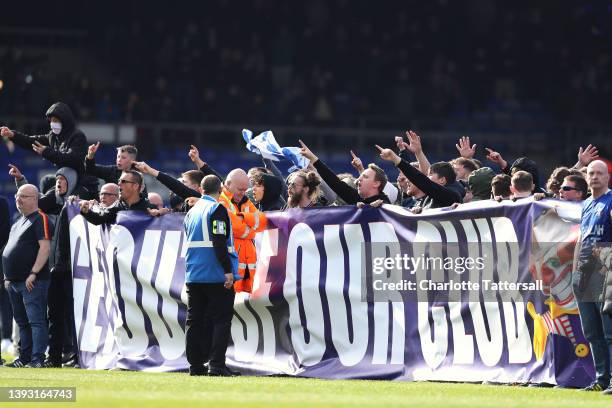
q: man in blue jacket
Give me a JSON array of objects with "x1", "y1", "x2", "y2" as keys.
[{"x1": 183, "y1": 175, "x2": 241, "y2": 376}]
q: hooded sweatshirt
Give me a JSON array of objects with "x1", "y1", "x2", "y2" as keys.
[
  {"x1": 11, "y1": 102, "x2": 98, "y2": 199},
  {"x1": 54, "y1": 167, "x2": 78, "y2": 206},
  {"x1": 468, "y1": 167, "x2": 496, "y2": 201},
  {"x1": 507, "y1": 157, "x2": 545, "y2": 193},
  {"x1": 257, "y1": 174, "x2": 283, "y2": 211}
]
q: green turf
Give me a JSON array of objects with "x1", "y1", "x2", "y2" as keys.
[{"x1": 0, "y1": 367, "x2": 610, "y2": 408}]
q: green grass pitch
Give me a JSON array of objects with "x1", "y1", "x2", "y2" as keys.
[{"x1": 0, "y1": 368, "x2": 610, "y2": 408}]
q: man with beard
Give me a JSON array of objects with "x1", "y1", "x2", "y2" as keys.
[{"x1": 285, "y1": 170, "x2": 322, "y2": 209}]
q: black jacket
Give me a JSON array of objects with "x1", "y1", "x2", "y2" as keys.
[
  {"x1": 155, "y1": 171, "x2": 201, "y2": 213},
  {"x1": 84, "y1": 157, "x2": 122, "y2": 184},
  {"x1": 0, "y1": 196, "x2": 9, "y2": 279},
  {"x1": 81, "y1": 197, "x2": 156, "y2": 225},
  {"x1": 313, "y1": 159, "x2": 390, "y2": 205},
  {"x1": 0, "y1": 196, "x2": 9, "y2": 250},
  {"x1": 502, "y1": 156, "x2": 547, "y2": 194},
  {"x1": 49, "y1": 205, "x2": 70, "y2": 276},
  {"x1": 11, "y1": 102, "x2": 98, "y2": 199},
  {"x1": 396, "y1": 159, "x2": 461, "y2": 209},
  {"x1": 157, "y1": 171, "x2": 200, "y2": 200},
  {"x1": 257, "y1": 173, "x2": 284, "y2": 211}
]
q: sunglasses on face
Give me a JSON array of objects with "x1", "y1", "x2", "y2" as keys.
[
  {"x1": 119, "y1": 179, "x2": 137, "y2": 185},
  {"x1": 560, "y1": 185, "x2": 578, "y2": 191}
]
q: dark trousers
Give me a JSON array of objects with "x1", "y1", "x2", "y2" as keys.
[
  {"x1": 577, "y1": 301, "x2": 612, "y2": 386},
  {"x1": 185, "y1": 283, "x2": 235, "y2": 369},
  {"x1": 7, "y1": 280, "x2": 50, "y2": 363},
  {"x1": 0, "y1": 283, "x2": 13, "y2": 339},
  {"x1": 47, "y1": 272, "x2": 76, "y2": 363}
]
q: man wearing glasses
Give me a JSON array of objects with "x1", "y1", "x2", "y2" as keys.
[
  {"x1": 78, "y1": 170, "x2": 161, "y2": 224},
  {"x1": 2, "y1": 184, "x2": 52, "y2": 368},
  {"x1": 95, "y1": 183, "x2": 121, "y2": 210},
  {"x1": 559, "y1": 175, "x2": 588, "y2": 202}
]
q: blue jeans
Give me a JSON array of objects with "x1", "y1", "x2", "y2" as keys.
[
  {"x1": 7, "y1": 280, "x2": 50, "y2": 364},
  {"x1": 577, "y1": 301, "x2": 612, "y2": 386}
]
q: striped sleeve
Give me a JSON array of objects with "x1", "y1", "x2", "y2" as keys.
[{"x1": 37, "y1": 210, "x2": 52, "y2": 240}]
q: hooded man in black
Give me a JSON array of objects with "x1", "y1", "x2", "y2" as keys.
[
  {"x1": 252, "y1": 173, "x2": 284, "y2": 211},
  {"x1": 507, "y1": 157, "x2": 546, "y2": 194},
  {"x1": 0, "y1": 102, "x2": 98, "y2": 199}
]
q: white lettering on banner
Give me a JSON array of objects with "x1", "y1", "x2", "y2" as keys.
[
  {"x1": 72, "y1": 278, "x2": 88, "y2": 348},
  {"x1": 69, "y1": 215, "x2": 120, "y2": 363},
  {"x1": 231, "y1": 229, "x2": 278, "y2": 362},
  {"x1": 284, "y1": 223, "x2": 326, "y2": 366},
  {"x1": 154, "y1": 231, "x2": 187, "y2": 360},
  {"x1": 179, "y1": 236, "x2": 189, "y2": 305},
  {"x1": 462, "y1": 219, "x2": 503, "y2": 367},
  {"x1": 368, "y1": 222, "x2": 405, "y2": 365},
  {"x1": 69, "y1": 217, "x2": 90, "y2": 349},
  {"x1": 491, "y1": 217, "x2": 532, "y2": 364},
  {"x1": 231, "y1": 233, "x2": 271, "y2": 363},
  {"x1": 70, "y1": 209, "x2": 538, "y2": 372},
  {"x1": 232, "y1": 291, "x2": 260, "y2": 362},
  {"x1": 415, "y1": 217, "x2": 532, "y2": 369},
  {"x1": 106, "y1": 225, "x2": 148, "y2": 357},
  {"x1": 440, "y1": 221, "x2": 474, "y2": 365},
  {"x1": 323, "y1": 224, "x2": 368, "y2": 366},
  {"x1": 414, "y1": 221, "x2": 448, "y2": 369},
  {"x1": 71, "y1": 216, "x2": 92, "y2": 272},
  {"x1": 69, "y1": 216, "x2": 104, "y2": 353},
  {"x1": 136, "y1": 230, "x2": 185, "y2": 360}
]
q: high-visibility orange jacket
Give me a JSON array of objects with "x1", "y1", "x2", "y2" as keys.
[{"x1": 218, "y1": 187, "x2": 267, "y2": 293}]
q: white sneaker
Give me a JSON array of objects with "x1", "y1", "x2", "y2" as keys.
[{"x1": 1, "y1": 339, "x2": 14, "y2": 355}]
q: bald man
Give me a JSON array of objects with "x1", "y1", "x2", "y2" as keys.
[
  {"x1": 575, "y1": 160, "x2": 612, "y2": 393},
  {"x1": 147, "y1": 192, "x2": 164, "y2": 209},
  {"x1": 219, "y1": 169, "x2": 266, "y2": 293},
  {"x1": 99, "y1": 183, "x2": 120, "y2": 208},
  {"x1": 3, "y1": 184, "x2": 52, "y2": 368},
  {"x1": 225, "y1": 169, "x2": 249, "y2": 203}
]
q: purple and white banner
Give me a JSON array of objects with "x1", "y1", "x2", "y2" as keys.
[{"x1": 67, "y1": 200, "x2": 595, "y2": 386}]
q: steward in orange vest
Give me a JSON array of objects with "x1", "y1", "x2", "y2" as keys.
[{"x1": 218, "y1": 182, "x2": 267, "y2": 293}]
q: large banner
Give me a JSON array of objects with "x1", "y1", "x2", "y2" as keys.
[{"x1": 67, "y1": 200, "x2": 595, "y2": 386}]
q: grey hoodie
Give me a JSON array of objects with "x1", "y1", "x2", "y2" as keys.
[{"x1": 55, "y1": 167, "x2": 78, "y2": 205}]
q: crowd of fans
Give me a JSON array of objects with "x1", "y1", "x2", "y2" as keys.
[
  {"x1": 2, "y1": 1, "x2": 612, "y2": 128},
  {"x1": 0, "y1": 100, "x2": 609, "y2": 377}
]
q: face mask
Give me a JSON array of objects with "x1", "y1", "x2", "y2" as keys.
[{"x1": 50, "y1": 122, "x2": 62, "y2": 134}]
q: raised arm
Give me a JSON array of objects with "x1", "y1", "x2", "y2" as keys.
[
  {"x1": 573, "y1": 144, "x2": 599, "y2": 169},
  {"x1": 396, "y1": 130, "x2": 430, "y2": 175},
  {"x1": 299, "y1": 140, "x2": 361, "y2": 204},
  {"x1": 134, "y1": 161, "x2": 200, "y2": 200},
  {"x1": 376, "y1": 145, "x2": 460, "y2": 207}
]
